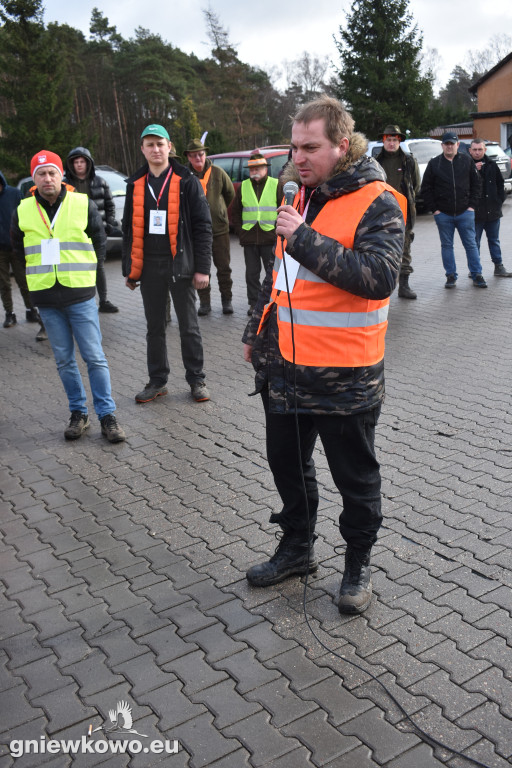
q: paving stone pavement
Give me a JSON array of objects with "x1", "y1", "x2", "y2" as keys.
[{"x1": 1, "y1": 201, "x2": 512, "y2": 768}]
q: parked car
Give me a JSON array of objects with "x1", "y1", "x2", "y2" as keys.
[
  {"x1": 17, "y1": 165, "x2": 127, "y2": 253},
  {"x1": 458, "y1": 140, "x2": 511, "y2": 192},
  {"x1": 208, "y1": 145, "x2": 290, "y2": 227},
  {"x1": 95, "y1": 165, "x2": 127, "y2": 253},
  {"x1": 367, "y1": 138, "x2": 443, "y2": 208},
  {"x1": 367, "y1": 138, "x2": 443, "y2": 182}
]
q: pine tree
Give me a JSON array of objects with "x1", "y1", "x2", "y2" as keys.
[
  {"x1": 334, "y1": 0, "x2": 434, "y2": 138},
  {"x1": 0, "y1": 0, "x2": 80, "y2": 177}
]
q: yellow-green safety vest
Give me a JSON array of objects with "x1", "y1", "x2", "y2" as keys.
[
  {"x1": 18, "y1": 192, "x2": 97, "y2": 292},
  {"x1": 241, "y1": 176, "x2": 278, "y2": 231}
]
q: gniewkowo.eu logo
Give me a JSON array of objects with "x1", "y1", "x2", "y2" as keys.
[{"x1": 9, "y1": 700, "x2": 179, "y2": 758}]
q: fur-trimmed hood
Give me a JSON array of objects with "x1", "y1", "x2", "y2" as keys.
[{"x1": 281, "y1": 131, "x2": 386, "y2": 199}]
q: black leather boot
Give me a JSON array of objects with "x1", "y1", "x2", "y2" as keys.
[
  {"x1": 337, "y1": 546, "x2": 372, "y2": 614},
  {"x1": 398, "y1": 274, "x2": 417, "y2": 299},
  {"x1": 246, "y1": 531, "x2": 318, "y2": 587}
]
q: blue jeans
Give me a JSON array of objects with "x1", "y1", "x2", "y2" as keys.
[
  {"x1": 434, "y1": 209, "x2": 483, "y2": 278},
  {"x1": 475, "y1": 218, "x2": 502, "y2": 264},
  {"x1": 38, "y1": 298, "x2": 116, "y2": 419}
]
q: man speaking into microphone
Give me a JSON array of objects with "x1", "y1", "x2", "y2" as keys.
[{"x1": 242, "y1": 96, "x2": 406, "y2": 615}]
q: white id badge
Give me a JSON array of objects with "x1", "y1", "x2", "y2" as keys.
[
  {"x1": 274, "y1": 251, "x2": 300, "y2": 293},
  {"x1": 149, "y1": 210, "x2": 166, "y2": 234},
  {"x1": 41, "y1": 238, "x2": 61, "y2": 265}
]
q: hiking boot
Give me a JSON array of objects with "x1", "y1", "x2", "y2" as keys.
[
  {"x1": 494, "y1": 263, "x2": 512, "y2": 277},
  {"x1": 198, "y1": 302, "x2": 211, "y2": 316},
  {"x1": 472, "y1": 274, "x2": 487, "y2": 288},
  {"x1": 222, "y1": 299, "x2": 233, "y2": 314},
  {"x1": 99, "y1": 300, "x2": 119, "y2": 313},
  {"x1": 135, "y1": 383, "x2": 168, "y2": 403},
  {"x1": 398, "y1": 274, "x2": 417, "y2": 299},
  {"x1": 3, "y1": 312, "x2": 16, "y2": 328},
  {"x1": 100, "y1": 413, "x2": 126, "y2": 443},
  {"x1": 35, "y1": 325, "x2": 47, "y2": 341},
  {"x1": 337, "y1": 546, "x2": 372, "y2": 614},
  {"x1": 191, "y1": 382, "x2": 210, "y2": 402},
  {"x1": 444, "y1": 274, "x2": 456, "y2": 289},
  {"x1": 64, "y1": 411, "x2": 90, "y2": 440},
  {"x1": 246, "y1": 531, "x2": 318, "y2": 587},
  {"x1": 26, "y1": 308, "x2": 40, "y2": 323}
]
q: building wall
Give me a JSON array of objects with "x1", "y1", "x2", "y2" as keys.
[
  {"x1": 473, "y1": 58, "x2": 512, "y2": 145},
  {"x1": 477, "y1": 59, "x2": 512, "y2": 112}
]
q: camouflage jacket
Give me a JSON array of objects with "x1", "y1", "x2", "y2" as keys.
[{"x1": 242, "y1": 132, "x2": 404, "y2": 416}]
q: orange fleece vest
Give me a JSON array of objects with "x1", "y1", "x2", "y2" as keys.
[
  {"x1": 259, "y1": 180, "x2": 407, "y2": 368},
  {"x1": 129, "y1": 171, "x2": 181, "y2": 280}
]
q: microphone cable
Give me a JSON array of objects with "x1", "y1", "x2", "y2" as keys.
[{"x1": 277, "y1": 203, "x2": 493, "y2": 768}]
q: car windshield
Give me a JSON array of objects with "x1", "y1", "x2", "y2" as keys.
[
  {"x1": 408, "y1": 141, "x2": 442, "y2": 163},
  {"x1": 484, "y1": 145, "x2": 504, "y2": 160},
  {"x1": 97, "y1": 170, "x2": 126, "y2": 197}
]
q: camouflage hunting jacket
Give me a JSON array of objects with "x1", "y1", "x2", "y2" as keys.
[{"x1": 242, "y1": 132, "x2": 404, "y2": 416}]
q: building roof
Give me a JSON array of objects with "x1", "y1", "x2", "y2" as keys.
[{"x1": 468, "y1": 51, "x2": 512, "y2": 94}]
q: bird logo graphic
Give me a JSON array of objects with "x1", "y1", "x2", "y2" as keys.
[{"x1": 88, "y1": 701, "x2": 147, "y2": 737}]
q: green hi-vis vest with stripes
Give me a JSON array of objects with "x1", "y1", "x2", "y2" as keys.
[
  {"x1": 18, "y1": 192, "x2": 97, "y2": 292},
  {"x1": 241, "y1": 176, "x2": 278, "y2": 231}
]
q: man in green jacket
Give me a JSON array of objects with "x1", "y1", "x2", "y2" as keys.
[
  {"x1": 376, "y1": 125, "x2": 420, "y2": 299},
  {"x1": 185, "y1": 139, "x2": 235, "y2": 315}
]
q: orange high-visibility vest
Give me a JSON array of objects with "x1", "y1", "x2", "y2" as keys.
[
  {"x1": 129, "y1": 171, "x2": 181, "y2": 281},
  {"x1": 199, "y1": 166, "x2": 212, "y2": 196},
  {"x1": 258, "y1": 180, "x2": 407, "y2": 368}
]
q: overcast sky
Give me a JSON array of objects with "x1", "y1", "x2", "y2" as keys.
[{"x1": 41, "y1": 0, "x2": 512, "y2": 90}]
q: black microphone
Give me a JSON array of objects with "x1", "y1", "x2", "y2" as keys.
[{"x1": 283, "y1": 180, "x2": 299, "y2": 206}]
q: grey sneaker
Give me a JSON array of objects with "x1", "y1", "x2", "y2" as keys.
[
  {"x1": 135, "y1": 383, "x2": 168, "y2": 403},
  {"x1": 494, "y1": 263, "x2": 512, "y2": 277},
  {"x1": 100, "y1": 413, "x2": 126, "y2": 443},
  {"x1": 191, "y1": 382, "x2": 210, "y2": 402},
  {"x1": 64, "y1": 411, "x2": 90, "y2": 440},
  {"x1": 445, "y1": 274, "x2": 456, "y2": 289}
]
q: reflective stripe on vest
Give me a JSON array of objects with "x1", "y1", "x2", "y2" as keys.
[
  {"x1": 258, "y1": 180, "x2": 407, "y2": 368},
  {"x1": 18, "y1": 193, "x2": 97, "y2": 292},
  {"x1": 241, "y1": 177, "x2": 278, "y2": 230},
  {"x1": 129, "y1": 171, "x2": 181, "y2": 281}
]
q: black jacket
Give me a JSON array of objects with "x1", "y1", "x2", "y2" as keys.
[
  {"x1": 64, "y1": 147, "x2": 119, "y2": 234},
  {"x1": 10, "y1": 185, "x2": 106, "y2": 308},
  {"x1": 121, "y1": 157, "x2": 212, "y2": 279},
  {"x1": 421, "y1": 151, "x2": 481, "y2": 215},
  {"x1": 473, "y1": 155, "x2": 505, "y2": 222}
]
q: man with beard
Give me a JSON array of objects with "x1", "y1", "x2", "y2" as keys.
[
  {"x1": 184, "y1": 139, "x2": 235, "y2": 315},
  {"x1": 242, "y1": 96, "x2": 406, "y2": 615},
  {"x1": 233, "y1": 153, "x2": 279, "y2": 316},
  {"x1": 376, "y1": 125, "x2": 420, "y2": 298}
]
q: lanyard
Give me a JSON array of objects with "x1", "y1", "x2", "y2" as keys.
[
  {"x1": 146, "y1": 166, "x2": 173, "y2": 210},
  {"x1": 35, "y1": 199, "x2": 62, "y2": 238},
  {"x1": 299, "y1": 185, "x2": 306, "y2": 216}
]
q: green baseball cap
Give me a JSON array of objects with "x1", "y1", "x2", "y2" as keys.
[{"x1": 140, "y1": 124, "x2": 170, "y2": 140}]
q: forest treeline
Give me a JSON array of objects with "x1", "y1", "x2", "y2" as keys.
[{"x1": 1, "y1": 0, "x2": 509, "y2": 181}]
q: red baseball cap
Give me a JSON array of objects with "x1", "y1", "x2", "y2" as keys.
[{"x1": 30, "y1": 150, "x2": 64, "y2": 179}]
